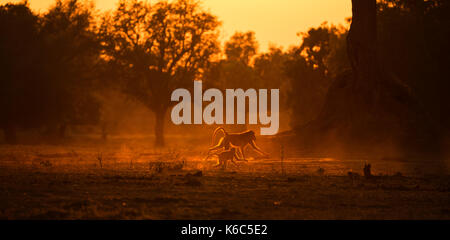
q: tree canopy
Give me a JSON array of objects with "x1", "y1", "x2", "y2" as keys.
[{"x1": 100, "y1": 0, "x2": 220, "y2": 146}]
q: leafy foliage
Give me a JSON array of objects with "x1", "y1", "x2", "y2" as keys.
[{"x1": 0, "y1": 0, "x2": 101, "y2": 142}]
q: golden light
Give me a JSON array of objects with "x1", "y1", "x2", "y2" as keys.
[{"x1": 0, "y1": 0, "x2": 351, "y2": 51}]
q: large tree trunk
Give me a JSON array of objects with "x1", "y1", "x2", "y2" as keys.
[
  {"x1": 347, "y1": 0, "x2": 378, "y2": 95},
  {"x1": 154, "y1": 109, "x2": 166, "y2": 147},
  {"x1": 311, "y1": 0, "x2": 384, "y2": 138},
  {"x1": 291, "y1": 0, "x2": 438, "y2": 159}
]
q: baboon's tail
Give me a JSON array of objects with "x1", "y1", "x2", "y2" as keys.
[{"x1": 212, "y1": 127, "x2": 227, "y2": 145}]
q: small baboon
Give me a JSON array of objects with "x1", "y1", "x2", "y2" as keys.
[
  {"x1": 208, "y1": 127, "x2": 268, "y2": 160},
  {"x1": 205, "y1": 148, "x2": 244, "y2": 170}
]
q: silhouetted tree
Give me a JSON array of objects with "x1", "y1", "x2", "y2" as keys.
[
  {"x1": 254, "y1": 46, "x2": 289, "y2": 90},
  {"x1": 0, "y1": 0, "x2": 101, "y2": 143},
  {"x1": 377, "y1": 0, "x2": 450, "y2": 133},
  {"x1": 224, "y1": 31, "x2": 258, "y2": 66},
  {"x1": 290, "y1": 0, "x2": 441, "y2": 158},
  {"x1": 253, "y1": 46, "x2": 290, "y2": 112},
  {"x1": 0, "y1": 2, "x2": 41, "y2": 144},
  {"x1": 100, "y1": 0, "x2": 220, "y2": 146},
  {"x1": 285, "y1": 23, "x2": 349, "y2": 126},
  {"x1": 204, "y1": 32, "x2": 259, "y2": 91},
  {"x1": 38, "y1": 0, "x2": 101, "y2": 139},
  {"x1": 204, "y1": 31, "x2": 261, "y2": 89},
  {"x1": 202, "y1": 31, "x2": 260, "y2": 131}
]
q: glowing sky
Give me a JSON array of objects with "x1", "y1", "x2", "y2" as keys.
[{"x1": 1, "y1": 0, "x2": 351, "y2": 51}]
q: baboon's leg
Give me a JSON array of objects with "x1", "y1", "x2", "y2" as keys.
[
  {"x1": 230, "y1": 159, "x2": 238, "y2": 166},
  {"x1": 213, "y1": 158, "x2": 222, "y2": 168},
  {"x1": 233, "y1": 147, "x2": 243, "y2": 160},
  {"x1": 235, "y1": 147, "x2": 249, "y2": 161},
  {"x1": 230, "y1": 156, "x2": 241, "y2": 166},
  {"x1": 233, "y1": 151, "x2": 245, "y2": 162},
  {"x1": 249, "y1": 140, "x2": 268, "y2": 156},
  {"x1": 238, "y1": 147, "x2": 246, "y2": 161}
]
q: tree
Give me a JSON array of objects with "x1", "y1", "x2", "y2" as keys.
[
  {"x1": 285, "y1": 23, "x2": 349, "y2": 127},
  {"x1": 224, "y1": 31, "x2": 258, "y2": 65},
  {"x1": 254, "y1": 46, "x2": 289, "y2": 90},
  {"x1": 376, "y1": 0, "x2": 450, "y2": 133},
  {"x1": 253, "y1": 46, "x2": 290, "y2": 126},
  {"x1": 204, "y1": 31, "x2": 260, "y2": 90},
  {"x1": 0, "y1": 0, "x2": 101, "y2": 143},
  {"x1": 202, "y1": 31, "x2": 260, "y2": 131},
  {"x1": 0, "y1": 2, "x2": 40, "y2": 144},
  {"x1": 289, "y1": 0, "x2": 441, "y2": 159},
  {"x1": 298, "y1": 23, "x2": 336, "y2": 73},
  {"x1": 100, "y1": 0, "x2": 220, "y2": 146},
  {"x1": 38, "y1": 0, "x2": 101, "y2": 139}
]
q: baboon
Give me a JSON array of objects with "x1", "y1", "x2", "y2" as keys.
[
  {"x1": 208, "y1": 127, "x2": 268, "y2": 161},
  {"x1": 205, "y1": 148, "x2": 244, "y2": 170}
]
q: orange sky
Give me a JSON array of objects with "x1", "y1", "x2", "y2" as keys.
[{"x1": 1, "y1": 0, "x2": 351, "y2": 51}]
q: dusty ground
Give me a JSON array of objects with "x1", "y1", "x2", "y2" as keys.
[{"x1": 0, "y1": 137, "x2": 449, "y2": 219}]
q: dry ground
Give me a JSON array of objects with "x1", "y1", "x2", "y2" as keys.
[{"x1": 0, "y1": 137, "x2": 449, "y2": 219}]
